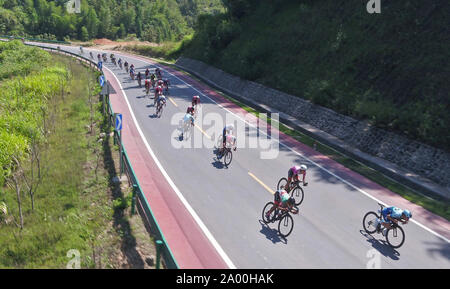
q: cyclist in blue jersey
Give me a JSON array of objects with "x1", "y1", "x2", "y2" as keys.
[{"x1": 375, "y1": 206, "x2": 412, "y2": 235}]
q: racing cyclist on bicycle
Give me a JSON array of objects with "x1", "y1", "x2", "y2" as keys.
[
  {"x1": 154, "y1": 85, "x2": 163, "y2": 106},
  {"x1": 156, "y1": 94, "x2": 166, "y2": 113},
  {"x1": 219, "y1": 124, "x2": 234, "y2": 154},
  {"x1": 137, "y1": 72, "x2": 142, "y2": 87},
  {"x1": 145, "y1": 78, "x2": 151, "y2": 95},
  {"x1": 218, "y1": 135, "x2": 237, "y2": 159},
  {"x1": 163, "y1": 78, "x2": 170, "y2": 92},
  {"x1": 181, "y1": 113, "x2": 195, "y2": 139},
  {"x1": 285, "y1": 165, "x2": 308, "y2": 193},
  {"x1": 265, "y1": 190, "x2": 299, "y2": 220},
  {"x1": 374, "y1": 207, "x2": 412, "y2": 236},
  {"x1": 192, "y1": 95, "x2": 200, "y2": 107}
]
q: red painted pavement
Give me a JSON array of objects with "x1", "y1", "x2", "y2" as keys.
[{"x1": 103, "y1": 68, "x2": 229, "y2": 269}]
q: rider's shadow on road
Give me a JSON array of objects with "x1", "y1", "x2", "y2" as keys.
[
  {"x1": 259, "y1": 220, "x2": 287, "y2": 245},
  {"x1": 211, "y1": 148, "x2": 226, "y2": 169},
  {"x1": 359, "y1": 230, "x2": 400, "y2": 260}
]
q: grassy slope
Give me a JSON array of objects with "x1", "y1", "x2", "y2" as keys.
[
  {"x1": 0, "y1": 54, "x2": 156, "y2": 268},
  {"x1": 183, "y1": 0, "x2": 450, "y2": 151}
]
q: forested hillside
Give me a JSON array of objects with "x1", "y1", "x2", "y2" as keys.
[
  {"x1": 183, "y1": 0, "x2": 450, "y2": 150},
  {"x1": 0, "y1": 0, "x2": 223, "y2": 42}
]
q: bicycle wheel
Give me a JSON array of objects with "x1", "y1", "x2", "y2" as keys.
[
  {"x1": 290, "y1": 186, "x2": 304, "y2": 206},
  {"x1": 277, "y1": 178, "x2": 288, "y2": 190},
  {"x1": 386, "y1": 226, "x2": 405, "y2": 249},
  {"x1": 157, "y1": 106, "x2": 163, "y2": 118},
  {"x1": 262, "y1": 202, "x2": 275, "y2": 224},
  {"x1": 223, "y1": 149, "x2": 232, "y2": 167},
  {"x1": 278, "y1": 214, "x2": 294, "y2": 238},
  {"x1": 362, "y1": 211, "x2": 379, "y2": 234}
]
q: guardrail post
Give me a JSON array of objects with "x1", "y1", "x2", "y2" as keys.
[
  {"x1": 131, "y1": 184, "x2": 137, "y2": 215},
  {"x1": 156, "y1": 240, "x2": 163, "y2": 269},
  {"x1": 119, "y1": 132, "x2": 124, "y2": 176}
]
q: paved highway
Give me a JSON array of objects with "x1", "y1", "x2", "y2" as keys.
[{"x1": 32, "y1": 43, "x2": 450, "y2": 268}]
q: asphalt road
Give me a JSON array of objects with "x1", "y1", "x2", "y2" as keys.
[{"x1": 32, "y1": 43, "x2": 450, "y2": 268}]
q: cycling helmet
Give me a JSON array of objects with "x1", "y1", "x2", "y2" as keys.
[
  {"x1": 300, "y1": 165, "x2": 307, "y2": 171},
  {"x1": 193, "y1": 95, "x2": 200, "y2": 99},
  {"x1": 402, "y1": 209, "x2": 412, "y2": 218}
]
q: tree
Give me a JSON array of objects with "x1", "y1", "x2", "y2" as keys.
[{"x1": 81, "y1": 26, "x2": 89, "y2": 41}]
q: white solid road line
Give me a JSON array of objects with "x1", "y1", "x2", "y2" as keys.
[
  {"x1": 124, "y1": 54, "x2": 449, "y2": 244},
  {"x1": 103, "y1": 65, "x2": 237, "y2": 269}
]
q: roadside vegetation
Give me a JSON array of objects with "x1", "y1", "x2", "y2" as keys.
[
  {"x1": 181, "y1": 0, "x2": 450, "y2": 151},
  {"x1": 0, "y1": 41, "x2": 157, "y2": 268},
  {"x1": 0, "y1": 0, "x2": 223, "y2": 43}
]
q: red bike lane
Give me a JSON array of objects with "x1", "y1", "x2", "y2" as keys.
[{"x1": 103, "y1": 68, "x2": 229, "y2": 269}]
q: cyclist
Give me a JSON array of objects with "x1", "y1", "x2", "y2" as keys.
[
  {"x1": 156, "y1": 94, "x2": 167, "y2": 113},
  {"x1": 374, "y1": 207, "x2": 412, "y2": 236},
  {"x1": 186, "y1": 105, "x2": 195, "y2": 115},
  {"x1": 181, "y1": 113, "x2": 195, "y2": 139},
  {"x1": 218, "y1": 134, "x2": 237, "y2": 159},
  {"x1": 163, "y1": 78, "x2": 170, "y2": 92},
  {"x1": 79, "y1": 46, "x2": 84, "y2": 54},
  {"x1": 284, "y1": 165, "x2": 308, "y2": 192},
  {"x1": 145, "y1": 68, "x2": 150, "y2": 78},
  {"x1": 150, "y1": 73, "x2": 156, "y2": 87},
  {"x1": 145, "y1": 79, "x2": 151, "y2": 95},
  {"x1": 157, "y1": 79, "x2": 164, "y2": 88},
  {"x1": 118, "y1": 58, "x2": 122, "y2": 69},
  {"x1": 137, "y1": 72, "x2": 142, "y2": 87},
  {"x1": 97, "y1": 54, "x2": 101, "y2": 62},
  {"x1": 265, "y1": 190, "x2": 299, "y2": 220},
  {"x1": 130, "y1": 67, "x2": 135, "y2": 80},
  {"x1": 89, "y1": 51, "x2": 94, "y2": 59},
  {"x1": 192, "y1": 95, "x2": 201, "y2": 107},
  {"x1": 124, "y1": 61, "x2": 129, "y2": 73},
  {"x1": 219, "y1": 124, "x2": 234, "y2": 154},
  {"x1": 154, "y1": 85, "x2": 163, "y2": 106}
]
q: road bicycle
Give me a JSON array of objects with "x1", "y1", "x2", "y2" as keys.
[
  {"x1": 181, "y1": 119, "x2": 193, "y2": 140},
  {"x1": 262, "y1": 202, "x2": 297, "y2": 238},
  {"x1": 156, "y1": 100, "x2": 166, "y2": 118},
  {"x1": 276, "y1": 178, "x2": 305, "y2": 206},
  {"x1": 216, "y1": 146, "x2": 233, "y2": 167},
  {"x1": 362, "y1": 203, "x2": 406, "y2": 249}
]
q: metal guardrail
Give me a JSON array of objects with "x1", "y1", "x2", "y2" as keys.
[{"x1": 28, "y1": 43, "x2": 179, "y2": 269}]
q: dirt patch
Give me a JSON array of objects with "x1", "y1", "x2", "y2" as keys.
[{"x1": 87, "y1": 38, "x2": 160, "y2": 51}]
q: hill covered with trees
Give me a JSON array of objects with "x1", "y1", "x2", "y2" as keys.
[
  {"x1": 0, "y1": 0, "x2": 224, "y2": 42},
  {"x1": 182, "y1": 0, "x2": 450, "y2": 150}
]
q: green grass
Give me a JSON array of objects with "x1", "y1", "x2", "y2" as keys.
[{"x1": 0, "y1": 53, "x2": 158, "y2": 268}]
